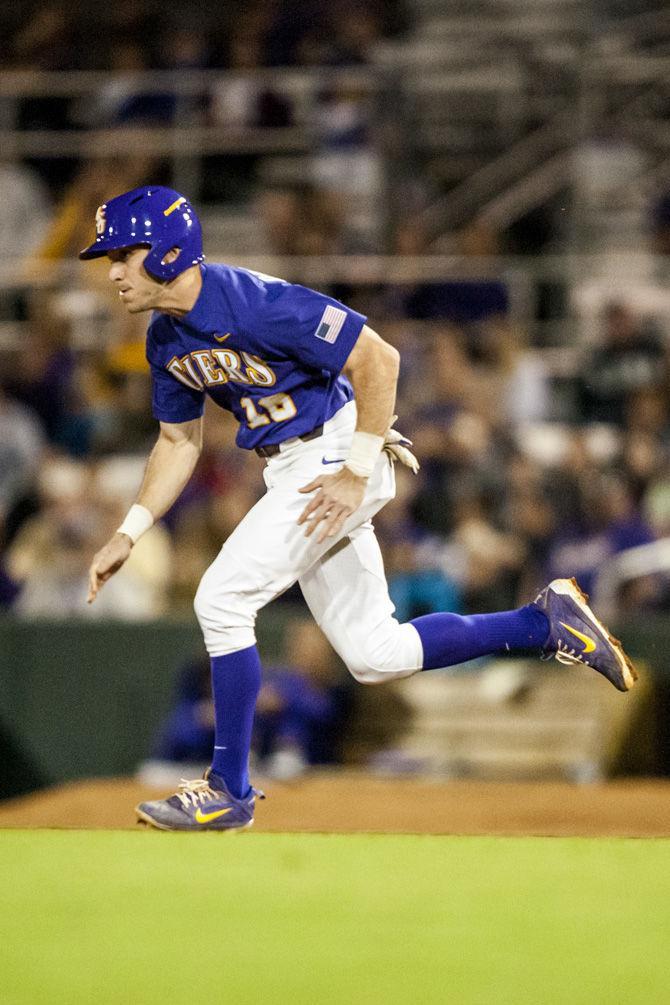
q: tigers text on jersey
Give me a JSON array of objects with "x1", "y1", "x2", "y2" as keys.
[{"x1": 146, "y1": 263, "x2": 367, "y2": 449}]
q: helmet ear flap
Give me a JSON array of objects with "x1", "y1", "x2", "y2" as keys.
[
  {"x1": 161, "y1": 246, "x2": 182, "y2": 267},
  {"x1": 143, "y1": 241, "x2": 184, "y2": 281}
]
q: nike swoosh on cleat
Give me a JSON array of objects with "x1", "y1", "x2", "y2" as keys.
[
  {"x1": 321, "y1": 457, "x2": 346, "y2": 465},
  {"x1": 194, "y1": 807, "x2": 233, "y2": 824},
  {"x1": 559, "y1": 622, "x2": 597, "y2": 653}
]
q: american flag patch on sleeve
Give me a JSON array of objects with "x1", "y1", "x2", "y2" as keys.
[{"x1": 314, "y1": 305, "x2": 347, "y2": 344}]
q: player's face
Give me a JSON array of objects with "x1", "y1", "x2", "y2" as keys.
[{"x1": 107, "y1": 247, "x2": 162, "y2": 313}]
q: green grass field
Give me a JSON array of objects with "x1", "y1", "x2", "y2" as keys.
[{"x1": 1, "y1": 831, "x2": 668, "y2": 1004}]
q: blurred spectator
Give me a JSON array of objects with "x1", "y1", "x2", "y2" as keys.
[
  {"x1": 329, "y1": 6, "x2": 384, "y2": 65},
  {"x1": 644, "y1": 461, "x2": 670, "y2": 538},
  {"x1": 309, "y1": 79, "x2": 381, "y2": 250},
  {"x1": 406, "y1": 278, "x2": 510, "y2": 326},
  {"x1": 0, "y1": 155, "x2": 52, "y2": 266},
  {"x1": 629, "y1": 373, "x2": 669, "y2": 424},
  {"x1": 449, "y1": 490, "x2": 527, "y2": 611},
  {"x1": 2, "y1": 313, "x2": 76, "y2": 448},
  {"x1": 500, "y1": 452, "x2": 559, "y2": 595},
  {"x1": 621, "y1": 426, "x2": 667, "y2": 502},
  {"x1": 386, "y1": 537, "x2": 461, "y2": 621},
  {"x1": 35, "y1": 155, "x2": 159, "y2": 267},
  {"x1": 264, "y1": 2, "x2": 337, "y2": 67},
  {"x1": 210, "y1": 16, "x2": 294, "y2": 129},
  {"x1": 145, "y1": 655, "x2": 216, "y2": 770},
  {"x1": 140, "y1": 620, "x2": 353, "y2": 782},
  {"x1": 264, "y1": 0, "x2": 410, "y2": 67},
  {"x1": 579, "y1": 301, "x2": 668, "y2": 426},
  {"x1": 9, "y1": 5, "x2": 80, "y2": 194},
  {"x1": 255, "y1": 619, "x2": 354, "y2": 774},
  {"x1": 393, "y1": 219, "x2": 512, "y2": 326},
  {"x1": 10, "y1": 5, "x2": 78, "y2": 71},
  {"x1": 95, "y1": 1, "x2": 158, "y2": 68},
  {"x1": 255, "y1": 179, "x2": 366, "y2": 255},
  {"x1": 0, "y1": 294, "x2": 124, "y2": 459},
  {"x1": 405, "y1": 330, "x2": 502, "y2": 535},
  {"x1": 0, "y1": 563, "x2": 20, "y2": 609},
  {"x1": 471, "y1": 319, "x2": 551, "y2": 425},
  {"x1": 158, "y1": 23, "x2": 210, "y2": 73},
  {"x1": 255, "y1": 184, "x2": 307, "y2": 254},
  {"x1": 0, "y1": 388, "x2": 44, "y2": 539},
  {"x1": 651, "y1": 189, "x2": 670, "y2": 256},
  {"x1": 91, "y1": 369, "x2": 155, "y2": 455},
  {"x1": 374, "y1": 467, "x2": 462, "y2": 618},
  {"x1": 75, "y1": 41, "x2": 175, "y2": 128},
  {"x1": 167, "y1": 478, "x2": 263, "y2": 614},
  {"x1": 544, "y1": 472, "x2": 656, "y2": 597},
  {"x1": 5, "y1": 455, "x2": 172, "y2": 618}
]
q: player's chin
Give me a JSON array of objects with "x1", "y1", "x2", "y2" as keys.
[{"x1": 123, "y1": 299, "x2": 151, "y2": 314}]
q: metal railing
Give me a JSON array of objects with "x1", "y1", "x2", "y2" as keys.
[
  {"x1": 594, "y1": 539, "x2": 670, "y2": 622},
  {"x1": 2, "y1": 251, "x2": 670, "y2": 358},
  {"x1": 420, "y1": 111, "x2": 574, "y2": 243},
  {"x1": 0, "y1": 65, "x2": 378, "y2": 155},
  {"x1": 3, "y1": 51, "x2": 670, "y2": 247}
]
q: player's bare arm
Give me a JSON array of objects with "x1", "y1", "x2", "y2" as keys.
[
  {"x1": 298, "y1": 325, "x2": 400, "y2": 543},
  {"x1": 87, "y1": 417, "x2": 202, "y2": 603}
]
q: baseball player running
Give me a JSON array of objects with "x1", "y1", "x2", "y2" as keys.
[{"x1": 81, "y1": 186, "x2": 637, "y2": 831}]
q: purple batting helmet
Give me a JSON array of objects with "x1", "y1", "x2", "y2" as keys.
[{"x1": 79, "y1": 185, "x2": 204, "y2": 281}]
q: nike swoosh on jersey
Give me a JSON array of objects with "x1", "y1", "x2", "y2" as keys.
[
  {"x1": 213, "y1": 332, "x2": 232, "y2": 343},
  {"x1": 194, "y1": 806, "x2": 233, "y2": 824},
  {"x1": 322, "y1": 457, "x2": 346, "y2": 465},
  {"x1": 559, "y1": 622, "x2": 597, "y2": 653}
]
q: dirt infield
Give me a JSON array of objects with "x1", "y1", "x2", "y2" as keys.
[{"x1": 2, "y1": 772, "x2": 670, "y2": 836}]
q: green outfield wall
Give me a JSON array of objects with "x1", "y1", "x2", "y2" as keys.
[
  {"x1": 0, "y1": 613, "x2": 669, "y2": 798},
  {"x1": 0, "y1": 610, "x2": 290, "y2": 798}
]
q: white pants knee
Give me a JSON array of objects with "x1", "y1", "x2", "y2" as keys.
[
  {"x1": 193, "y1": 402, "x2": 424, "y2": 682},
  {"x1": 299, "y1": 524, "x2": 423, "y2": 683}
]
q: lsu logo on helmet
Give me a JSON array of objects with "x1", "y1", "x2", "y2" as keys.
[
  {"x1": 95, "y1": 206, "x2": 106, "y2": 236},
  {"x1": 94, "y1": 206, "x2": 106, "y2": 235}
]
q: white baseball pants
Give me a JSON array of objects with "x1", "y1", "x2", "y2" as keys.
[{"x1": 194, "y1": 401, "x2": 424, "y2": 683}]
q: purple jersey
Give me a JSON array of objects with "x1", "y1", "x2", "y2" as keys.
[{"x1": 146, "y1": 263, "x2": 366, "y2": 449}]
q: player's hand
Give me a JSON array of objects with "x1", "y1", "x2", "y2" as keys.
[
  {"x1": 87, "y1": 533, "x2": 133, "y2": 604},
  {"x1": 298, "y1": 467, "x2": 367, "y2": 543}
]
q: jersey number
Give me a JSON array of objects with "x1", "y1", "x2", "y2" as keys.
[{"x1": 240, "y1": 393, "x2": 297, "y2": 428}]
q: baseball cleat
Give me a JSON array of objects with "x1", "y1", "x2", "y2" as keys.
[
  {"x1": 533, "y1": 577, "x2": 637, "y2": 692},
  {"x1": 135, "y1": 770, "x2": 263, "y2": 831}
]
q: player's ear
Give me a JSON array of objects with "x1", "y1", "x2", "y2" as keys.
[{"x1": 161, "y1": 246, "x2": 181, "y2": 265}]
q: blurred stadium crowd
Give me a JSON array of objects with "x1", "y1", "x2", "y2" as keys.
[
  {"x1": 2, "y1": 284, "x2": 670, "y2": 624},
  {"x1": 2, "y1": 0, "x2": 670, "y2": 627},
  {"x1": 1, "y1": 0, "x2": 410, "y2": 244},
  {"x1": 1, "y1": 1, "x2": 409, "y2": 77}
]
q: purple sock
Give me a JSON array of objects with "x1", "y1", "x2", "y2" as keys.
[
  {"x1": 210, "y1": 645, "x2": 262, "y2": 799},
  {"x1": 412, "y1": 604, "x2": 549, "y2": 671}
]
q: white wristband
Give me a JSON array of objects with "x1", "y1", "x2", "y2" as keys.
[
  {"x1": 344, "y1": 431, "x2": 384, "y2": 478},
  {"x1": 117, "y1": 504, "x2": 154, "y2": 544}
]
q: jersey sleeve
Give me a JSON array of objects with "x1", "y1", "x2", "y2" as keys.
[
  {"x1": 149, "y1": 362, "x2": 205, "y2": 424},
  {"x1": 146, "y1": 313, "x2": 205, "y2": 424},
  {"x1": 258, "y1": 281, "x2": 367, "y2": 375}
]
